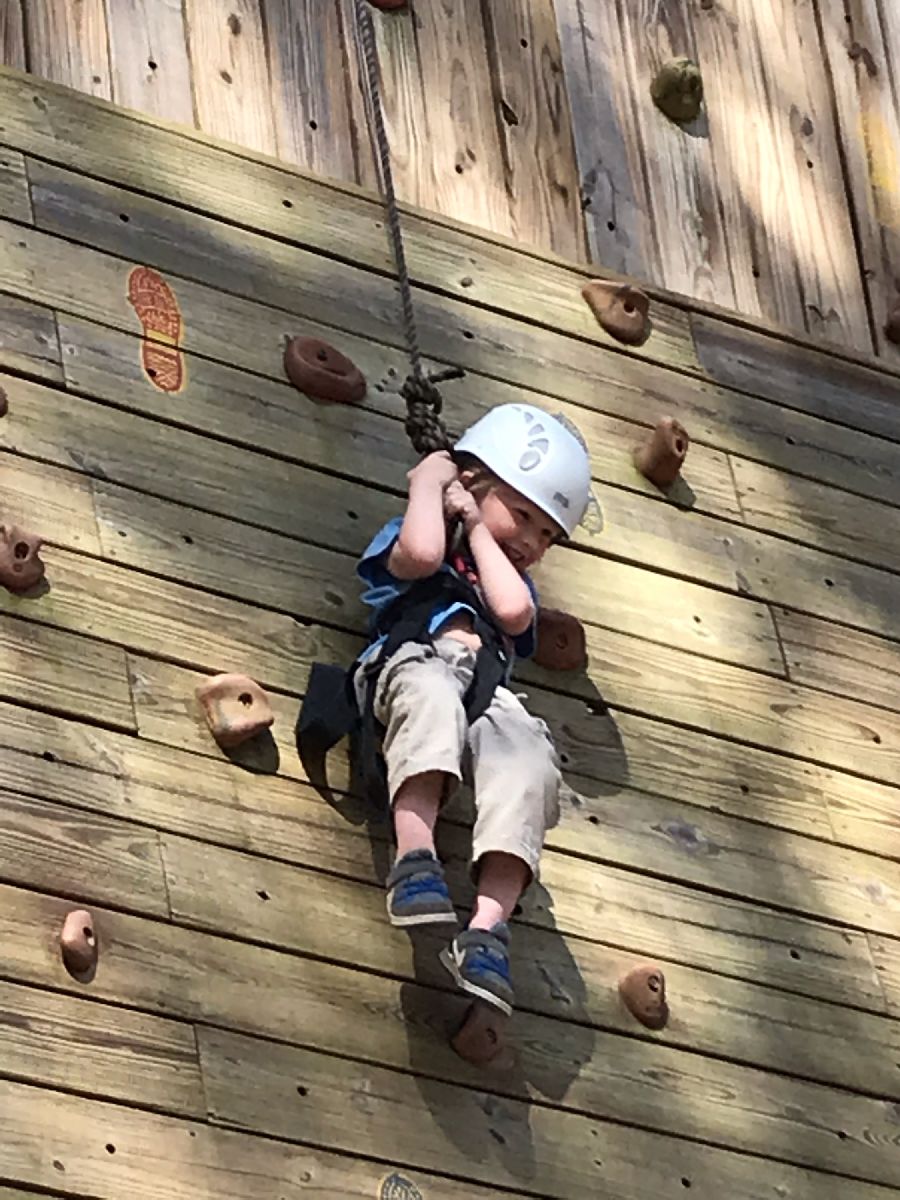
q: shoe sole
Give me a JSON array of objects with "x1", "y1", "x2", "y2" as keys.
[
  {"x1": 439, "y1": 946, "x2": 513, "y2": 1017},
  {"x1": 386, "y1": 894, "x2": 458, "y2": 928}
]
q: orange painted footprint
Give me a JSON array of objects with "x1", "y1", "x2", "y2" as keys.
[{"x1": 127, "y1": 266, "x2": 185, "y2": 393}]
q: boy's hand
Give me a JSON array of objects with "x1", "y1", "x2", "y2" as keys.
[
  {"x1": 444, "y1": 480, "x2": 483, "y2": 532},
  {"x1": 407, "y1": 451, "x2": 458, "y2": 491}
]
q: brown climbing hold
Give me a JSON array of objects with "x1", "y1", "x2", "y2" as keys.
[
  {"x1": 0, "y1": 525, "x2": 45, "y2": 593},
  {"x1": 651, "y1": 57, "x2": 704, "y2": 123},
  {"x1": 451, "y1": 1002, "x2": 514, "y2": 1070},
  {"x1": 0, "y1": 386, "x2": 7, "y2": 416},
  {"x1": 885, "y1": 300, "x2": 900, "y2": 346},
  {"x1": 196, "y1": 673, "x2": 274, "y2": 748},
  {"x1": 619, "y1": 963, "x2": 669, "y2": 1030},
  {"x1": 582, "y1": 279, "x2": 651, "y2": 345},
  {"x1": 284, "y1": 336, "x2": 366, "y2": 404},
  {"x1": 61, "y1": 909, "x2": 99, "y2": 980},
  {"x1": 633, "y1": 417, "x2": 689, "y2": 490},
  {"x1": 534, "y1": 608, "x2": 587, "y2": 672}
]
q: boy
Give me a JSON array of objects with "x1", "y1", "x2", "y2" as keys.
[{"x1": 355, "y1": 403, "x2": 592, "y2": 1016}]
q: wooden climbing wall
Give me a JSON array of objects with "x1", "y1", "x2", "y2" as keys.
[
  {"x1": 6, "y1": 0, "x2": 898, "y2": 362},
  {"x1": 2, "y1": 65, "x2": 900, "y2": 1199}
]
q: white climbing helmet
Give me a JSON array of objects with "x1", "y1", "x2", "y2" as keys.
[{"x1": 454, "y1": 403, "x2": 595, "y2": 536}]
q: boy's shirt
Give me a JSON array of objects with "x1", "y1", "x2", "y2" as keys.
[{"x1": 357, "y1": 515, "x2": 538, "y2": 662}]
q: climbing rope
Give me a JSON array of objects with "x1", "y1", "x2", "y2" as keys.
[{"x1": 354, "y1": 0, "x2": 461, "y2": 456}]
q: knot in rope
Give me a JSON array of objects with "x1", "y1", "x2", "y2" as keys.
[{"x1": 401, "y1": 373, "x2": 455, "y2": 456}]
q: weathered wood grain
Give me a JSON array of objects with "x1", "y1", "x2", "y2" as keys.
[
  {"x1": 692, "y1": 308, "x2": 900, "y2": 445},
  {"x1": 0, "y1": 67, "x2": 698, "y2": 368},
  {"x1": 4, "y1": 874, "x2": 896, "y2": 1099},
  {"x1": 4, "y1": 452, "x2": 101, "y2": 553},
  {"x1": 553, "y1": 0, "x2": 654, "y2": 279},
  {"x1": 0, "y1": 978, "x2": 204, "y2": 1114},
  {"x1": 262, "y1": 0, "x2": 360, "y2": 184},
  {"x1": 0, "y1": 0, "x2": 25, "y2": 70},
  {"x1": 24, "y1": 0, "x2": 111, "y2": 98},
  {"x1": 481, "y1": 0, "x2": 586, "y2": 260},
  {"x1": 106, "y1": 0, "x2": 194, "y2": 125},
  {"x1": 0, "y1": 294, "x2": 60, "y2": 381},
  {"x1": 0, "y1": 146, "x2": 30, "y2": 222},
  {"x1": 0, "y1": 613, "x2": 135, "y2": 731},
  {"x1": 819, "y1": 0, "x2": 900, "y2": 363},
  {"x1": 199, "y1": 1024, "x2": 900, "y2": 1199},
  {"x1": 0, "y1": 790, "x2": 167, "y2": 914},
  {"x1": 0, "y1": 1073, "x2": 485, "y2": 1200},
  {"x1": 26, "y1": 152, "x2": 900, "y2": 518},
  {"x1": 732, "y1": 455, "x2": 900, "y2": 574},
  {"x1": 368, "y1": 0, "x2": 513, "y2": 240},
  {"x1": 58, "y1": 312, "x2": 744, "y2": 522},
  {"x1": 1, "y1": 373, "x2": 780, "y2": 673},
  {"x1": 11, "y1": 451, "x2": 900, "y2": 863},
  {"x1": 183, "y1": 0, "x2": 276, "y2": 154},
  {"x1": 777, "y1": 609, "x2": 900, "y2": 718},
  {"x1": 126, "y1": 652, "x2": 887, "y2": 1011},
  {"x1": 690, "y1": 0, "x2": 871, "y2": 351}
]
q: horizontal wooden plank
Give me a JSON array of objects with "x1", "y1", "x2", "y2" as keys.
[
  {"x1": 1, "y1": 696, "x2": 884, "y2": 1022},
  {"x1": 692, "y1": 313, "x2": 900, "y2": 444},
  {"x1": 0, "y1": 1075, "x2": 487, "y2": 1200},
  {"x1": 0, "y1": 613, "x2": 135, "y2": 731},
  {"x1": 0, "y1": 293, "x2": 61, "y2": 383},
  {"x1": 26, "y1": 454, "x2": 900, "y2": 861},
  {"x1": 0, "y1": 146, "x2": 30, "y2": 222},
  {"x1": 526, "y1": 619, "x2": 900, "y2": 790},
  {"x1": 732, "y1": 455, "x2": 900, "y2": 575},
  {"x1": 2, "y1": 867, "x2": 894, "y2": 1107},
  {"x1": 41, "y1": 459, "x2": 891, "y2": 848},
  {"x1": 14, "y1": 518, "x2": 893, "y2": 795},
  {"x1": 0, "y1": 977, "x2": 204, "y2": 1115},
  {"x1": 27, "y1": 152, "x2": 900, "y2": 474},
  {"x1": 120, "y1": 671, "x2": 884, "y2": 1008},
  {"x1": 59, "y1": 310, "x2": 744, "y2": 527},
  {"x1": 201, "y1": 1025, "x2": 900, "y2": 1199},
  {"x1": 3, "y1": 449, "x2": 101, "y2": 554},
  {"x1": 777, "y1": 609, "x2": 900, "y2": 718},
  {"x1": 57, "y1": 309, "x2": 900, "y2": 575},
  {"x1": 0, "y1": 374, "x2": 780, "y2": 673},
  {"x1": 0, "y1": 790, "x2": 168, "y2": 915},
  {"x1": 0, "y1": 66, "x2": 699, "y2": 371}
]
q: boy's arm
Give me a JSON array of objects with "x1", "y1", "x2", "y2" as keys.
[
  {"x1": 446, "y1": 483, "x2": 535, "y2": 636},
  {"x1": 388, "y1": 451, "x2": 458, "y2": 579}
]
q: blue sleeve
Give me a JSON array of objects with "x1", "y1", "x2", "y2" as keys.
[
  {"x1": 357, "y1": 517, "x2": 406, "y2": 627},
  {"x1": 512, "y1": 574, "x2": 539, "y2": 660}
]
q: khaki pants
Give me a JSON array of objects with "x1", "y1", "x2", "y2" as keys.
[{"x1": 362, "y1": 636, "x2": 561, "y2": 878}]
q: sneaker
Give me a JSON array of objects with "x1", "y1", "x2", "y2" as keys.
[
  {"x1": 440, "y1": 923, "x2": 514, "y2": 1016},
  {"x1": 385, "y1": 849, "x2": 458, "y2": 928}
]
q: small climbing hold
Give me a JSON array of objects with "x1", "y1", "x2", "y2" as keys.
[
  {"x1": 534, "y1": 608, "x2": 587, "y2": 672},
  {"x1": 196, "y1": 673, "x2": 275, "y2": 748},
  {"x1": 619, "y1": 963, "x2": 669, "y2": 1030},
  {"x1": 61, "y1": 909, "x2": 99, "y2": 980},
  {"x1": 633, "y1": 417, "x2": 689, "y2": 490},
  {"x1": 885, "y1": 300, "x2": 900, "y2": 346},
  {"x1": 581, "y1": 279, "x2": 651, "y2": 345},
  {"x1": 651, "y1": 57, "x2": 704, "y2": 124},
  {"x1": 0, "y1": 525, "x2": 45, "y2": 593},
  {"x1": 284, "y1": 336, "x2": 366, "y2": 404},
  {"x1": 451, "y1": 1002, "x2": 514, "y2": 1070},
  {"x1": 0, "y1": 385, "x2": 7, "y2": 416}
]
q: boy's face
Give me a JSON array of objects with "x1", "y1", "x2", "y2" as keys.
[{"x1": 478, "y1": 481, "x2": 562, "y2": 570}]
